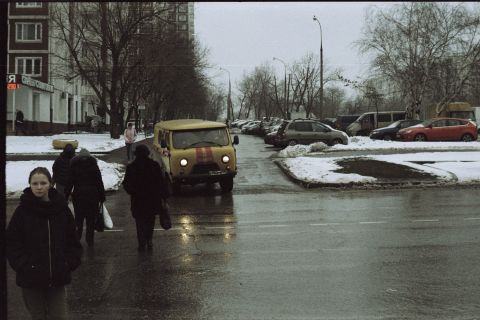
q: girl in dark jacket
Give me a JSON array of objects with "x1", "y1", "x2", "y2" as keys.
[
  {"x1": 122, "y1": 145, "x2": 168, "y2": 251},
  {"x1": 7, "y1": 167, "x2": 82, "y2": 320},
  {"x1": 70, "y1": 148, "x2": 106, "y2": 247},
  {"x1": 52, "y1": 143, "x2": 75, "y2": 200}
]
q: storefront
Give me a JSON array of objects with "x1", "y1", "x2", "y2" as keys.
[{"x1": 7, "y1": 74, "x2": 54, "y2": 135}]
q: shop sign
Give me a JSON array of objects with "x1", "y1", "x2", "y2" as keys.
[{"x1": 6, "y1": 74, "x2": 54, "y2": 92}]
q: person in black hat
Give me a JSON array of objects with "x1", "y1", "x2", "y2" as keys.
[
  {"x1": 52, "y1": 143, "x2": 76, "y2": 200},
  {"x1": 70, "y1": 148, "x2": 106, "y2": 247},
  {"x1": 122, "y1": 144, "x2": 168, "y2": 251},
  {"x1": 15, "y1": 109, "x2": 24, "y2": 136}
]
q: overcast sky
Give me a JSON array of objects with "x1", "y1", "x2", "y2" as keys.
[{"x1": 194, "y1": 2, "x2": 399, "y2": 97}]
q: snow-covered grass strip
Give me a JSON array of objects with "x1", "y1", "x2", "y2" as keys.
[{"x1": 6, "y1": 159, "x2": 125, "y2": 199}]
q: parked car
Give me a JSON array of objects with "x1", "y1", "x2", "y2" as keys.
[
  {"x1": 241, "y1": 120, "x2": 261, "y2": 134},
  {"x1": 276, "y1": 119, "x2": 349, "y2": 147},
  {"x1": 396, "y1": 117, "x2": 478, "y2": 142},
  {"x1": 334, "y1": 115, "x2": 360, "y2": 132},
  {"x1": 320, "y1": 118, "x2": 337, "y2": 128},
  {"x1": 370, "y1": 119, "x2": 423, "y2": 140},
  {"x1": 346, "y1": 111, "x2": 406, "y2": 136},
  {"x1": 264, "y1": 131, "x2": 280, "y2": 146}
]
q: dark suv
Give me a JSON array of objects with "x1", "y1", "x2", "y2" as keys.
[{"x1": 276, "y1": 119, "x2": 349, "y2": 147}]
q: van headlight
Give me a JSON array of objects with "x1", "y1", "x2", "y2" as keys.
[
  {"x1": 221, "y1": 155, "x2": 230, "y2": 163},
  {"x1": 180, "y1": 158, "x2": 188, "y2": 167}
]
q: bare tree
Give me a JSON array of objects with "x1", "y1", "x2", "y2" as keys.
[
  {"x1": 357, "y1": 2, "x2": 480, "y2": 118},
  {"x1": 50, "y1": 2, "x2": 169, "y2": 138}
]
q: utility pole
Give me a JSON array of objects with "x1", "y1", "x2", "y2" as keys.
[{"x1": 313, "y1": 15, "x2": 323, "y2": 119}]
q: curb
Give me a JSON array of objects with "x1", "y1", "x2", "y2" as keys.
[{"x1": 273, "y1": 159, "x2": 477, "y2": 190}]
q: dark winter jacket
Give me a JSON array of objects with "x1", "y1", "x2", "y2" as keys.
[
  {"x1": 122, "y1": 157, "x2": 168, "y2": 218},
  {"x1": 7, "y1": 188, "x2": 82, "y2": 289},
  {"x1": 52, "y1": 148, "x2": 75, "y2": 188},
  {"x1": 70, "y1": 154, "x2": 106, "y2": 204}
]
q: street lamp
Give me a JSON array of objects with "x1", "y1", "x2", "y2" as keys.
[
  {"x1": 218, "y1": 67, "x2": 233, "y2": 125},
  {"x1": 273, "y1": 57, "x2": 288, "y2": 119},
  {"x1": 313, "y1": 15, "x2": 323, "y2": 119}
]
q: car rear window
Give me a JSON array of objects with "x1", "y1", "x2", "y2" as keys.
[{"x1": 293, "y1": 122, "x2": 313, "y2": 132}]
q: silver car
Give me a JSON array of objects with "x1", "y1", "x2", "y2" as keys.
[{"x1": 277, "y1": 119, "x2": 349, "y2": 147}]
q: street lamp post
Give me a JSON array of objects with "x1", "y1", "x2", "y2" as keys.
[
  {"x1": 273, "y1": 57, "x2": 288, "y2": 119},
  {"x1": 218, "y1": 67, "x2": 232, "y2": 125},
  {"x1": 313, "y1": 15, "x2": 323, "y2": 119}
]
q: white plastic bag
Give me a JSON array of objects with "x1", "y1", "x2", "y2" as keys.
[
  {"x1": 102, "y1": 203, "x2": 113, "y2": 229},
  {"x1": 68, "y1": 202, "x2": 75, "y2": 216}
]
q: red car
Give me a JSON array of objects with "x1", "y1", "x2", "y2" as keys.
[{"x1": 397, "y1": 117, "x2": 478, "y2": 142}]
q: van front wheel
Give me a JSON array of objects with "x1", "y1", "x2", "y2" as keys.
[{"x1": 220, "y1": 177, "x2": 234, "y2": 192}]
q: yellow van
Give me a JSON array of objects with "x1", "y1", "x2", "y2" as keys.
[{"x1": 152, "y1": 119, "x2": 239, "y2": 194}]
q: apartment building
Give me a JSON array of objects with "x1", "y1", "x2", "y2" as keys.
[
  {"x1": 6, "y1": 2, "x2": 195, "y2": 135},
  {"x1": 7, "y1": 2, "x2": 95, "y2": 135}
]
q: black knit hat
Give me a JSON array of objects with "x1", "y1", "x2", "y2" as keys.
[
  {"x1": 134, "y1": 145, "x2": 150, "y2": 158},
  {"x1": 62, "y1": 143, "x2": 76, "y2": 158}
]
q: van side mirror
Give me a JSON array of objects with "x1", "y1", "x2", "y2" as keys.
[
  {"x1": 233, "y1": 135, "x2": 239, "y2": 145},
  {"x1": 160, "y1": 139, "x2": 167, "y2": 148}
]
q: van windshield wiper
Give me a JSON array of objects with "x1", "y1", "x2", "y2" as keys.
[{"x1": 184, "y1": 141, "x2": 223, "y2": 148}]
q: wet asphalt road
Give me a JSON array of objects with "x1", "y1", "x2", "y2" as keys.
[{"x1": 6, "y1": 134, "x2": 480, "y2": 319}]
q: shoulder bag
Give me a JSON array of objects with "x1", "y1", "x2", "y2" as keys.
[{"x1": 159, "y1": 198, "x2": 172, "y2": 230}]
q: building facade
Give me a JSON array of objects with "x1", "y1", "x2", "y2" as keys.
[
  {"x1": 6, "y1": 2, "x2": 195, "y2": 135},
  {"x1": 7, "y1": 2, "x2": 97, "y2": 135}
]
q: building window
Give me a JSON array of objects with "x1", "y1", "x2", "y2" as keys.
[
  {"x1": 16, "y1": 2, "x2": 43, "y2": 8},
  {"x1": 178, "y1": 4, "x2": 188, "y2": 13},
  {"x1": 16, "y1": 57, "x2": 42, "y2": 76},
  {"x1": 178, "y1": 14, "x2": 187, "y2": 22},
  {"x1": 178, "y1": 22, "x2": 188, "y2": 31},
  {"x1": 16, "y1": 23, "x2": 42, "y2": 42}
]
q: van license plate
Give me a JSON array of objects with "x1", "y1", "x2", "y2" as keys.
[{"x1": 209, "y1": 170, "x2": 223, "y2": 175}]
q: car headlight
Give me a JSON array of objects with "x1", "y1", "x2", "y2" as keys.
[
  {"x1": 180, "y1": 158, "x2": 188, "y2": 167},
  {"x1": 221, "y1": 155, "x2": 230, "y2": 163}
]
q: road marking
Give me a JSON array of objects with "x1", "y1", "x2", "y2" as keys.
[
  {"x1": 310, "y1": 223, "x2": 340, "y2": 226},
  {"x1": 205, "y1": 226, "x2": 234, "y2": 230},
  {"x1": 104, "y1": 229, "x2": 124, "y2": 232},
  {"x1": 258, "y1": 224, "x2": 288, "y2": 228},
  {"x1": 412, "y1": 219, "x2": 439, "y2": 222},
  {"x1": 359, "y1": 221, "x2": 387, "y2": 224},
  {"x1": 464, "y1": 217, "x2": 480, "y2": 220},
  {"x1": 153, "y1": 227, "x2": 182, "y2": 231}
]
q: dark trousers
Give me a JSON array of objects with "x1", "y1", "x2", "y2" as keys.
[
  {"x1": 126, "y1": 143, "x2": 133, "y2": 161},
  {"x1": 135, "y1": 215, "x2": 156, "y2": 246},
  {"x1": 73, "y1": 200, "x2": 97, "y2": 245},
  {"x1": 22, "y1": 286, "x2": 67, "y2": 320},
  {"x1": 15, "y1": 123, "x2": 24, "y2": 136}
]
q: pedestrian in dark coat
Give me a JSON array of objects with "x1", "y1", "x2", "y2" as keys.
[
  {"x1": 122, "y1": 144, "x2": 168, "y2": 251},
  {"x1": 70, "y1": 148, "x2": 106, "y2": 247},
  {"x1": 52, "y1": 143, "x2": 75, "y2": 200},
  {"x1": 7, "y1": 167, "x2": 82, "y2": 320},
  {"x1": 15, "y1": 109, "x2": 24, "y2": 136}
]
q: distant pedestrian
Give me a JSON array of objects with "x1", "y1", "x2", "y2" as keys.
[
  {"x1": 124, "y1": 122, "x2": 137, "y2": 162},
  {"x1": 70, "y1": 148, "x2": 106, "y2": 247},
  {"x1": 52, "y1": 143, "x2": 76, "y2": 200},
  {"x1": 15, "y1": 109, "x2": 24, "y2": 136},
  {"x1": 7, "y1": 167, "x2": 82, "y2": 320},
  {"x1": 122, "y1": 145, "x2": 168, "y2": 251}
]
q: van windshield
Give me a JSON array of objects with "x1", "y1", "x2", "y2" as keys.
[{"x1": 172, "y1": 128, "x2": 229, "y2": 149}]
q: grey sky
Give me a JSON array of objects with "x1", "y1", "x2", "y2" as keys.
[{"x1": 194, "y1": 2, "x2": 398, "y2": 96}]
